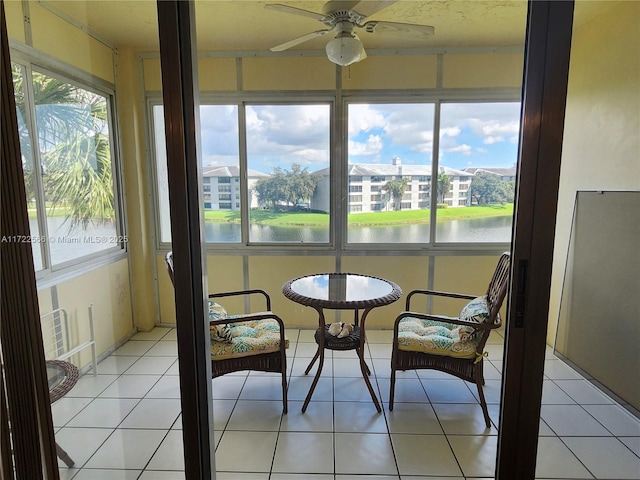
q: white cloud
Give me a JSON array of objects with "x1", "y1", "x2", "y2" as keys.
[
  {"x1": 349, "y1": 135, "x2": 384, "y2": 156},
  {"x1": 440, "y1": 126, "x2": 461, "y2": 138},
  {"x1": 244, "y1": 105, "x2": 331, "y2": 169},
  {"x1": 348, "y1": 104, "x2": 387, "y2": 134},
  {"x1": 446, "y1": 144, "x2": 472, "y2": 155},
  {"x1": 484, "y1": 136, "x2": 505, "y2": 144}
]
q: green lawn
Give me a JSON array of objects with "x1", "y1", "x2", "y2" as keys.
[{"x1": 204, "y1": 204, "x2": 513, "y2": 227}]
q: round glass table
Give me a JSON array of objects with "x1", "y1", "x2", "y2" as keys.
[{"x1": 283, "y1": 273, "x2": 401, "y2": 412}]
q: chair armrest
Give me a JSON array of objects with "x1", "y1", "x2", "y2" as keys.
[
  {"x1": 406, "y1": 289, "x2": 476, "y2": 310},
  {"x1": 209, "y1": 289, "x2": 271, "y2": 311}
]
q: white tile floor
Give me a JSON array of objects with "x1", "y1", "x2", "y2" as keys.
[{"x1": 53, "y1": 327, "x2": 640, "y2": 480}]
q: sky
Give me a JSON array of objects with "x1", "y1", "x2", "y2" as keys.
[{"x1": 196, "y1": 101, "x2": 521, "y2": 174}]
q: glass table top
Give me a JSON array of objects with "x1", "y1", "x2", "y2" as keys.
[{"x1": 284, "y1": 273, "x2": 401, "y2": 307}]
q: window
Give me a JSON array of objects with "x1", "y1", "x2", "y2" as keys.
[
  {"x1": 13, "y1": 63, "x2": 123, "y2": 271},
  {"x1": 154, "y1": 104, "x2": 240, "y2": 243},
  {"x1": 152, "y1": 99, "x2": 517, "y2": 248},
  {"x1": 436, "y1": 102, "x2": 519, "y2": 242},
  {"x1": 348, "y1": 103, "x2": 435, "y2": 243},
  {"x1": 246, "y1": 104, "x2": 330, "y2": 243}
]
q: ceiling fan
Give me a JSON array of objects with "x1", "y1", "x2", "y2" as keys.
[{"x1": 265, "y1": 1, "x2": 435, "y2": 67}]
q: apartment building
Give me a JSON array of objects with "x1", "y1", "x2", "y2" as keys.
[
  {"x1": 202, "y1": 166, "x2": 266, "y2": 210},
  {"x1": 312, "y1": 158, "x2": 472, "y2": 213}
]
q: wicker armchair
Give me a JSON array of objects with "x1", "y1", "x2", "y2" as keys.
[
  {"x1": 165, "y1": 252, "x2": 288, "y2": 413},
  {"x1": 389, "y1": 252, "x2": 510, "y2": 428}
]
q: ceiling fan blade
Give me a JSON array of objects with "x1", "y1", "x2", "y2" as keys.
[
  {"x1": 350, "y1": 1, "x2": 398, "y2": 17},
  {"x1": 363, "y1": 20, "x2": 435, "y2": 38},
  {"x1": 270, "y1": 29, "x2": 332, "y2": 52},
  {"x1": 264, "y1": 4, "x2": 326, "y2": 21}
]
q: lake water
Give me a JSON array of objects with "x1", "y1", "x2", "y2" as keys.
[{"x1": 205, "y1": 216, "x2": 513, "y2": 244}]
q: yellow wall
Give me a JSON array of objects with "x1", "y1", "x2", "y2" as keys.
[
  {"x1": 38, "y1": 259, "x2": 134, "y2": 370},
  {"x1": 141, "y1": 50, "x2": 522, "y2": 92},
  {"x1": 443, "y1": 53, "x2": 523, "y2": 89},
  {"x1": 8, "y1": 2, "x2": 139, "y2": 363},
  {"x1": 117, "y1": 47, "x2": 159, "y2": 333},
  {"x1": 158, "y1": 253, "x2": 504, "y2": 334},
  {"x1": 5, "y1": 0, "x2": 25, "y2": 43},
  {"x1": 548, "y1": 1, "x2": 640, "y2": 343},
  {"x1": 28, "y1": 2, "x2": 114, "y2": 83}
]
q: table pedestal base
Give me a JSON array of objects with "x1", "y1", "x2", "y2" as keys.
[{"x1": 302, "y1": 325, "x2": 381, "y2": 413}]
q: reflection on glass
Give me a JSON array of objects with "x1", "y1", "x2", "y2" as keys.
[
  {"x1": 436, "y1": 102, "x2": 520, "y2": 243},
  {"x1": 347, "y1": 103, "x2": 435, "y2": 243},
  {"x1": 290, "y1": 274, "x2": 393, "y2": 302},
  {"x1": 12, "y1": 63, "x2": 44, "y2": 271},
  {"x1": 246, "y1": 104, "x2": 330, "y2": 243}
]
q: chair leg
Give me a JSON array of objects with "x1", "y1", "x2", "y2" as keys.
[
  {"x1": 56, "y1": 442, "x2": 75, "y2": 468},
  {"x1": 281, "y1": 353, "x2": 288, "y2": 414},
  {"x1": 389, "y1": 365, "x2": 397, "y2": 411},
  {"x1": 476, "y1": 377, "x2": 491, "y2": 428}
]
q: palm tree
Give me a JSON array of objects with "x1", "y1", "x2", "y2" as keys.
[
  {"x1": 384, "y1": 178, "x2": 409, "y2": 211},
  {"x1": 437, "y1": 170, "x2": 451, "y2": 204},
  {"x1": 13, "y1": 65, "x2": 115, "y2": 231}
]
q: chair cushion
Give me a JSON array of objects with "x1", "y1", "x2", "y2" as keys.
[
  {"x1": 210, "y1": 315, "x2": 288, "y2": 361},
  {"x1": 208, "y1": 301, "x2": 233, "y2": 344},
  {"x1": 397, "y1": 317, "x2": 479, "y2": 359},
  {"x1": 459, "y1": 295, "x2": 490, "y2": 323}
]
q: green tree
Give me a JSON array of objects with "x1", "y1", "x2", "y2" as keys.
[
  {"x1": 384, "y1": 177, "x2": 409, "y2": 211},
  {"x1": 469, "y1": 171, "x2": 515, "y2": 205},
  {"x1": 437, "y1": 171, "x2": 451, "y2": 203},
  {"x1": 13, "y1": 65, "x2": 114, "y2": 230},
  {"x1": 253, "y1": 163, "x2": 318, "y2": 210}
]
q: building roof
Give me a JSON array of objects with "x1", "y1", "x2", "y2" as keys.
[
  {"x1": 313, "y1": 164, "x2": 470, "y2": 177},
  {"x1": 202, "y1": 166, "x2": 268, "y2": 178},
  {"x1": 464, "y1": 167, "x2": 517, "y2": 177}
]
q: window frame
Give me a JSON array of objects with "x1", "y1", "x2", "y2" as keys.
[
  {"x1": 148, "y1": 89, "x2": 520, "y2": 255},
  {"x1": 10, "y1": 49, "x2": 127, "y2": 282}
]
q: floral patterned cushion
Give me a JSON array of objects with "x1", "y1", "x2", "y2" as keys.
[
  {"x1": 210, "y1": 314, "x2": 288, "y2": 360},
  {"x1": 397, "y1": 317, "x2": 479, "y2": 359},
  {"x1": 459, "y1": 295, "x2": 490, "y2": 323},
  {"x1": 208, "y1": 301, "x2": 233, "y2": 344}
]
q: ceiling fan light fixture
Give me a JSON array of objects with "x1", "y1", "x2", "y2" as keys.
[{"x1": 325, "y1": 33, "x2": 363, "y2": 66}]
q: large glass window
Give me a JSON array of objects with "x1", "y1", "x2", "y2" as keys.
[
  {"x1": 154, "y1": 104, "x2": 240, "y2": 243},
  {"x1": 347, "y1": 103, "x2": 435, "y2": 243},
  {"x1": 436, "y1": 102, "x2": 520, "y2": 242},
  {"x1": 154, "y1": 103, "x2": 331, "y2": 244},
  {"x1": 153, "y1": 99, "x2": 518, "y2": 249},
  {"x1": 246, "y1": 104, "x2": 330, "y2": 243},
  {"x1": 13, "y1": 63, "x2": 123, "y2": 270}
]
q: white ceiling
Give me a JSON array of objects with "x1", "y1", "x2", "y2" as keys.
[{"x1": 46, "y1": 0, "x2": 609, "y2": 53}]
